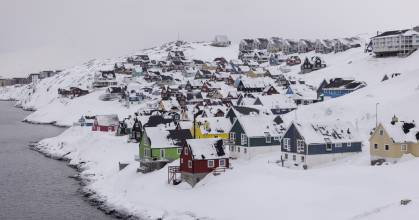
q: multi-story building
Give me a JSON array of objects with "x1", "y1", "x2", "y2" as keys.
[{"x1": 371, "y1": 28, "x2": 419, "y2": 57}]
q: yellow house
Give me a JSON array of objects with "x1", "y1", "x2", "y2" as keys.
[
  {"x1": 191, "y1": 117, "x2": 231, "y2": 139},
  {"x1": 369, "y1": 117, "x2": 419, "y2": 165}
]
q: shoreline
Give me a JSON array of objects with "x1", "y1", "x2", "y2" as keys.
[{"x1": 29, "y1": 142, "x2": 141, "y2": 220}]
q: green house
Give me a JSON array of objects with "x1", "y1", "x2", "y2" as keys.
[{"x1": 139, "y1": 125, "x2": 193, "y2": 162}]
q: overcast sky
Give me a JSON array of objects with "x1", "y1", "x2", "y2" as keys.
[{"x1": 1, "y1": 0, "x2": 418, "y2": 78}]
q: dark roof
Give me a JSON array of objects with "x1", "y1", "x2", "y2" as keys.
[
  {"x1": 373, "y1": 29, "x2": 410, "y2": 38},
  {"x1": 167, "y1": 128, "x2": 193, "y2": 146},
  {"x1": 232, "y1": 106, "x2": 260, "y2": 115},
  {"x1": 323, "y1": 78, "x2": 354, "y2": 89}
]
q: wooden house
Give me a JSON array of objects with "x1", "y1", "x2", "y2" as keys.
[
  {"x1": 298, "y1": 39, "x2": 315, "y2": 53},
  {"x1": 192, "y1": 117, "x2": 231, "y2": 139},
  {"x1": 369, "y1": 116, "x2": 419, "y2": 165},
  {"x1": 228, "y1": 115, "x2": 286, "y2": 159},
  {"x1": 286, "y1": 56, "x2": 301, "y2": 66},
  {"x1": 138, "y1": 125, "x2": 192, "y2": 173},
  {"x1": 78, "y1": 115, "x2": 95, "y2": 127},
  {"x1": 179, "y1": 138, "x2": 229, "y2": 186},
  {"x1": 92, "y1": 71, "x2": 117, "y2": 88},
  {"x1": 315, "y1": 39, "x2": 334, "y2": 54},
  {"x1": 239, "y1": 39, "x2": 256, "y2": 51},
  {"x1": 281, "y1": 121, "x2": 362, "y2": 169},
  {"x1": 286, "y1": 81, "x2": 318, "y2": 105},
  {"x1": 255, "y1": 38, "x2": 269, "y2": 50},
  {"x1": 267, "y1": 37, "x2": 283, "y2": 53},
  {"x1": 300, "y1": 56, "x2": 326, "y2": 74},
  {"x1": 282, "y1": 39, "x2": 299, "y2": 55},
  {"x1": 317, "y1": 78, "x2": 366, "y2": 100},
  {"x1": 92, "y1": 114, "x2": 119, "y2": 132},
  {"x1": 225, "y1": 106, "x2": 260, "y2": 124}
]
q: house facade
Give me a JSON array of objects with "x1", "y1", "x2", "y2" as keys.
[
  {"x1": 281, "y1": 121, "x2": 362, "y2": 169},
  {"x1": 179, "y1": 138, "x2": 229, "y2": 186},
  {"x1": 371, "y1": 29, "x2": 419, "y2": 57},
  {"x1": 369, "y1": 119, "x2": 419, "y2": 164},
  {"x1": 228, "y1": 115, "x2": 286, "y2": 159}
]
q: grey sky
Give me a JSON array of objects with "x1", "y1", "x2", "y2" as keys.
[{"x1": 1, "y1": 0, "x2": 418, "y2": 77}]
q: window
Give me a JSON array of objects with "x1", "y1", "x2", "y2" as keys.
[
  {"x1": 335, "y1": 143, "x2": 342, "y2": 148},
  {"x1": 401, "y1": 144, "x2": 407, "y2": 152},
  {"x1": 297, "y1": 139, "x2": 305, "y2": 152},
  {"x1": 143, "y1": 148, "x2": 148, "y2": 157},
  {"x1": 208, "y1": 160, "x2": 215, "y2": 168},
  {"x1": 188, "y1": 160, "x2": 192, "y2": 168},
  {"x1": 374, "y1": 143, "x2": 378, "y2": 150},
  {"x1": 230, "y1": 145, "x2": 235, "y2": 152},
  {"x1": 177, "y1": 148, "x2": 182, "y2": 155},
  {"x1": 347, "y1": 142, "x2": 352, "y2": 147},
  {"x1": 274, "y1": 136, "x2": 280, "y2": 141},
  {"x1": 284, "y1": 153, "x2": 288, "y2": 160},
  {"x1": 160, "y1": 149, "x2": 165, "y2": 158},
  {"x1": 265, "y1": 132, "x2": 271, "y2": 143},
  {"x1": 385, "y1": 145, "x2": 390, "y2": 151},
  {"x1": 185, "y1": 148, "x2": 188, "y2": 155},
  {"x1": 230, "y1": 132, "x2": 235, "y2": 143},
  {"x1": 301, "y1": 156, "x2": 305, "y2": 162},
  {"x1": 379, "y1": 129, "x2": 384, "y2": 135},
  {"x1": 238, "y1": 147, "x2": 240, "y2": 153},
  {"x1": 241, "y1": 133, "x2": 247, "y2": 145},
  {"x1": 180, "y1": 158, "x2": 183, "y2": 163},
  {"x1": 283, "y1": 138, "x2": 291, "y2": 151},
  {"x1": 244, "y1": 148, "x2": 247, "y2": 154},
  {"x1": 293, "y1": 155, "x2": 296, "y2": 161},
  {"x1": 219, "y1": 159, "x2": 226, "y2": 167}
]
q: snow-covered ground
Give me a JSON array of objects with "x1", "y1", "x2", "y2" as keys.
[
  {"x1": 36, "y1": 126, "x2": 419, "y2": 220},
  {"x1": 3, "y1": 40, "x2": 419, "y2": 219}
]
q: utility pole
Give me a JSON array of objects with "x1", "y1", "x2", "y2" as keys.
[{"x1": 376, "y1": 102, "x2": 379, "y2": 128}]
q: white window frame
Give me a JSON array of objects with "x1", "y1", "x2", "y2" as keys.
[
  {"x1": 283, "y1": 138, "x2": 291, "y2": 151},
  {"x1": 335, "y1": 143, "x2": 342, "y2": 148},
  {"x1": 177, "y1": 148, "x2": 182, "y2": 155},
  {"x1": 385, "y1": 144, "x2": 390, "y2": 151},
  {"x1": 292, "y1": 154, "x2": 296, "y2": 161},
  {"x1": 401, "y1": 144, "x2": 407, "y2": 152},
  {"x1": 301, "y1": 156, "x2": 305, "y2": 162},
  {"x1": 207, "y1": 160, "x2": 215, "y2": 168},
  {"x1": 274, "y1": 136, "x2": 280, "y2": 141},
  {"x1": 265, "y1": 133, "x2": 271, "y2": 143},
  {"x1": 219, "y1": 159, "x2": 226, "y2": 167},
  {"x1": 185, "y1": 147, "x2": 188, "y2": 155},
  {"x1": 188, "y1": 160, "x2": 192, "y2": 168},
  {"x1": 347, "y1": 142, "x2": 351, "y2": 147},
  {"x1": 230, "y1": 132, "x2": 235, "y2": 143},
  {"x1": 297, "y1": 139, "x2": 305, "y2": 153},
  {"x1": 241, "y1": 133, "x2": 247, "y2": 145},
  {"x1": 180, "y1": 158, "x2": 183, "y2": 163},
  {"x1": 144, "y1": 148, "x2": 150, "y2": 157}
]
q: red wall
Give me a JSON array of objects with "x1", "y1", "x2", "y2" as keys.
[{"x1": 180, "y1": 145, "x2": 229, "y2": 174}]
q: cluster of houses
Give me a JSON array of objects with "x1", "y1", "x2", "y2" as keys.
[
  {"x1": 0, "y1": 70, "x2": 61, "y2": 87},
  {"x1": 239, "y1": 37, "x2": 361, "y2": 55}
]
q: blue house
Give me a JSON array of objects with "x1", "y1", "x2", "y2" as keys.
[
  {"x1": 317, "y1": 78, "x2": 366, "y2": 100},
  {"x1": 228, "y1": 115, "x2": 287, "y2": 159},
  {"x1": 281, "y1": 121, "x2": 362, "y2": 169},
  {"x1": 78, "y1": 115, "x2": 95, "y2": 127}
]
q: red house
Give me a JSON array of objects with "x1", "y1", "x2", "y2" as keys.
[
  {"x1": 179, "y1": 138, "x2": 229, "y2": 186},
  {"x1": 92, "y1": 114, "x2": 119, "y2": 132}
]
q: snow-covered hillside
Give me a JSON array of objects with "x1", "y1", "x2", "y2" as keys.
[{"x1": 2, "y1": 39, "x2": 419, "y2": 220}]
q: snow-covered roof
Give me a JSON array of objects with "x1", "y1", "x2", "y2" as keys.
[
  {"x1": 144, "y1": 126, "x2": 177, "y2": 149},
  {"x1": 255, "y1": 94, "x2": 297, "y2": 109},
  {"x1": 235, "y1": 115, "x2": 286, "y2": 137},
  {"x1": 287, "y1": 83, "x2": 317, "y2": 100},
  {"x1": 95, "y1": 114, "x2": 119, "y2": 126},
  {"x1": 381, "y1": 120, "x2": 419, "y2": 143},
  {"x1": 186, "y1": 138, "x2": 228, "y2": 160},
  {"x1": 293, "y1": 120, "x2": 361, "y2": 144},
  {"x1": 196, "y1": 117, "x2": 231, "y2": 134}
]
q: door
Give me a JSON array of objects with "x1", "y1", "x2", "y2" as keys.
[{"x1": 160, "y1": 149, "x2": 165, "y2": 159}]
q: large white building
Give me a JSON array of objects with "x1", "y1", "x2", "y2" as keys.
[{"x1": 371, "y1": 28, "x2": 419, "y2": 57}]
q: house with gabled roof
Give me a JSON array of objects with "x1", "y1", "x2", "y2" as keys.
[
  {"x1": 371, "y1": 28, "x2": 419, "y2": 57},
  {"x1": 282, "y1": 39, "x2": 299, "y2": 55},
  {"x1": 239, "y1": 39, "x2": 256, "y2": 51},
  {"x1": 192, "y1": 117, "x2": 231, "y2": 139},
  {"x1": 315, "y1": 39, "x2": 334, "y2": 54},
  {"x1": 228, "y1": 115, "x2": 286, "y2": 159},
  {"x1": 286, "y1": 81, "x2": 318, "y2": 105},
  {"x1": 92, "y1": 114, "x2": 119, "y2": 132},
  {"x1": 138, "y1": 124, "x2": 192, "y2": 173},
  {"x1": 225, "y1": 105, "x2": 260, "y2": 124},
  {"x1": 179, "y1": 138, "x2": 229, "y2": 186},
  {"x1": 317, "y1": 78, "x2": 366, "y2": 100},
  {"x1": 281, "y1": 120, "x2": 362, "y2": 169},
  {"x1": 369, "y1": 116, "x2": 419, "y2": 165},
  {"x1": 253, "y1": 94, "x2": 297, "y2": 115},
  {"x1": 267, "y1": 37, "x2": 283, "y2": 53}
]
